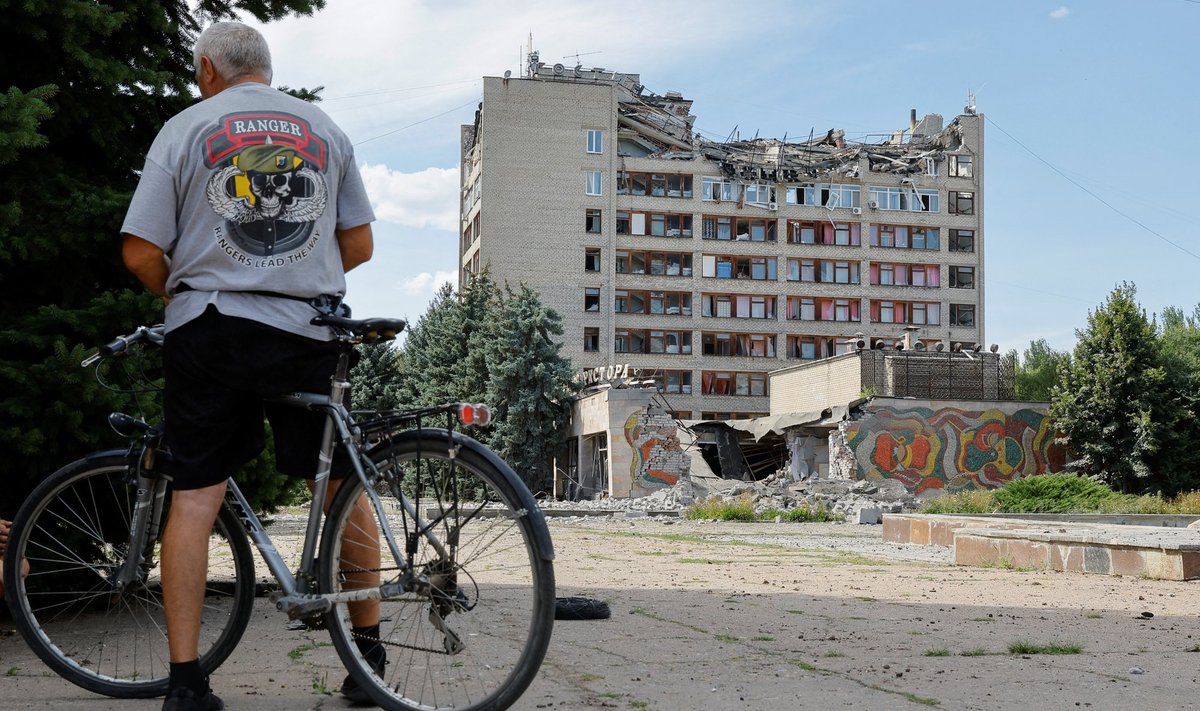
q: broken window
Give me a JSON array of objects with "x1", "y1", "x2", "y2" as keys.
[
  {"x1": 786, "y1": 259, "x2": 857, "y2": 284},
  {"x1": 734, "y1": 217, "x2": 777, "y2": 242},
  {"x1": 651, "y1": 370, "x2": 693, "y2": 395},
  {"x1": 701, "y1": 293, "x2": 775, "y2": 319},
  {"x1": 583, "y1": 327, "x2": 599, "y2": 352},
  {"x1": 616, "y1": 289, "x2": 690, "y2": 315},
  {"x1": 950, "y1": 303, "x2": 975, "y2": 327},
  {"x1": 869, "y1": 186, "x2": 938, "y2": 212},
  {"x1": 585, "y1": 208, "x2": 602, "y2": 233},
  {"x1": 869, "y1": 262, "x2": 939, "y2": 287},
  {"x1": 702, "y1": 255, "x2": 776, "y2": 280},
  {"x1": 586, "y1": 129, "x2": 603, "y2": 154},
  {"x1": 788, "y1": 297, "x2": 860, "y2": 322},
  {"x1": 948, "y1": 191, "x2": 974, "y2": 215},
  {"x1": 949, "y1": 265, "x2": 975, "y2": 289},
  {"x1": 869, "y1": 299, "x2": 939, "y2": 325},
  {"x1": 743, "y1": 183, "x2": 776, "y2": 206},
  {"x1": 787, "y1": 221, "x2": 818, "y2": 244},
  {"x1": 616, "y1": 211, "x2": 630, "y2": 235},
  {"x1": 949, "y1": 154, "x2": 973, "y2": 178},
  {"x1": 700, "y1": 371, "x2": 768, "y2": 397},
  {"x1": 584, "y1": 248, "x2": 601, "y2": 272},
  {"x1": 586, "y1": 170, "x2": 602, "y2": 196},
  {"x1": 871, "y1": 224, "x2": 939, "y2": 250},
  {"x1": 700, "y1": 176, "x2": 737, "y2": 202},
  {"x1": 949, "y1": 229, "x2": 975, "y2": 253},
  {"x1": 616, "y1": 249, "x2": 692, "y2": 276},
  {"x1": 702, "y1": 216, "x2": 733, "y2": 240},
  {"x1": 584, "y1": 288, "x2": 600, "y2": 312},
  {"x1": 620, "y1": 171, "x2": 691, "y2": 198},
  {"x1": 817, "y1": 183, "x2": 861, "y2": 209}
]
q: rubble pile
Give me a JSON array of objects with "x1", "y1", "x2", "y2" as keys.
[
  {"x1": 542, "y1": 475, "x2": 920, "y2": 523},
  {"x1": 709, "y1": 475, "x2": 919, "y2": 521}
]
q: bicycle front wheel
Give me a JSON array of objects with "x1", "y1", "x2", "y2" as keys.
[
  {"x1": 319, "y1": 428, "x2": 555, "y2": 711},
  {"x1": 3, "y1": 454, "x2": 256, "y2": 698}
]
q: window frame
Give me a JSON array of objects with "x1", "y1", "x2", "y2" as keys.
[
  {"x1": 585, "y1": 170, "x2": 603, "y2": 196},
  {"x1": 586, "y1": 129, "x2": 603, "y2": 154}
]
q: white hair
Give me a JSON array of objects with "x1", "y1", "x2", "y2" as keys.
[{"x1": 193, "y1": 22, "x2": 273, "y2": 84}]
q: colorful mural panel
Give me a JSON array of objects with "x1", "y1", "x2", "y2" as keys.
[
  {"x1": 624, "y1": 409, "x2": 688, "y2": 490},
  {"x1": 845, "y1": 406, "x2": 1067, "y2": 493}
]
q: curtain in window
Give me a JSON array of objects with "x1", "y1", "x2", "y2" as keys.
[
  {"x1": 820, "y1": 300, "x2": 834, "y2": 321},
  {"x1": 736, "y1": 296, "x2": 750, "y2": 318},
  {"x1": 928, "y1": 268, "x2": 940, "y2": 287},
  {"x1": 870, "y1": 301, "x2": 881, "y2": 322},
  {"x1": 896, "y1": 264, "x2": 908, "y2": 285},
  {"x1": 869, "y1": 263, "x2": 880, "y2": 284}
]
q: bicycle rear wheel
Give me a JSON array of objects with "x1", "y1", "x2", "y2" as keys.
[
  {"x1": 319, "y1": 428, "x2": 555, "y2": 711},
  {"x1": 3, "y1": 453, "x2": 256, "y2": 698}
]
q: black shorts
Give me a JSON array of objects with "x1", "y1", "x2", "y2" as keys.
[{"x1": 163, "y1": 305, "x2": 350, "y2": 490}]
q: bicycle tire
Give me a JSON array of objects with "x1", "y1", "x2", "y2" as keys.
[
  {"x1": 319, "y1": 428, "x2": 555, "y2": 711},
  {"x1": 3, "y1": 453, "x2": 256, "y2": 698}
]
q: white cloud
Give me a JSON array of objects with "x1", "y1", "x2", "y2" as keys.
[
  {"x1": 359, "y1": 163, "x2": 459, "y2": 230},
  {"x1": 400, "y1": 270, "x2": 458, "y2": 297},
  {"x1": 1049, "y1": 6, "x2": 1070, "y2": 19}
]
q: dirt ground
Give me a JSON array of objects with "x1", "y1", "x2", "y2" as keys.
[{"x1": 1, "y1": 516, "x2": 1197, "y2": 710}]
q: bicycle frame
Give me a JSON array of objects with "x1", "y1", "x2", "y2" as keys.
[{"x1": 117, "y1": 348, "x2": 451, "y2": 617}]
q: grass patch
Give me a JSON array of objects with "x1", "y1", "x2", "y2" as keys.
[
  {"x1": 751, "y1": 635, "x2": 774, "y2": 641},
  {"x1": 1008, "y1": 641, "x2": 1083, "y2": 655},
  {"x1": 5, "y1": 667, "x2": 17, "y2": 676},
  {"x1": 1186, "y1": 645, "x2": 1200, "y2": 653},
  {"x1": 923, "y1": 648, "x2": 951, "y2": 657},
  {"x1": 598, "y1": 692, "x2": 624, "y2": 699},
  {"x1": 687, "y1": 494, "x2": 839, "y2": 522},
  {"x1": 631, "y1": 702, "x2": 649, "y2": 709},
  {"x1": 789, "y1": 659, "x2": 819, "y2": 672},
  {"x1": 920, "y1": 475, "x2": 1200, "y2": 515},
  {"x1": 1085, "y1": 613, "x2": 1104, "y2": 619},
  {"x1": 823, "y1": 651, "x2": 846, "y2": 658},
  {"x1": 579, "y1": 673, "x2": 603, "y2": 682},
  {"x1": 959, "y1": 648, "x2": 992, "y2": 657},
  {"x1": 288, "y1": 641, "x2": 332, "y2": 661}
]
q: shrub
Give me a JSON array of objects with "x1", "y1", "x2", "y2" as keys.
[
  {"x1": 685, "y1": 495, "x2": 757, "y2": 521},
  {"x1": 992, "y1": 474, "x2": 1123, "y2": 513},
  {"x1": 919, "y1": 489, "x2": 997, "y2": 514}
]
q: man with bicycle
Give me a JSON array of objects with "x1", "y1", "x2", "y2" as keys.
[{"x1": 121, "y1": 22, "x2": 383, "y2": 711}]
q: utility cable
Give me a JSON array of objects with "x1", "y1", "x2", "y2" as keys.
[
  {"x1": 985, "y1": 114, "x2": 1200, "y2": 262},
  {"x1": 350, "y1": 98, "x2": 477, "y2": 145}
]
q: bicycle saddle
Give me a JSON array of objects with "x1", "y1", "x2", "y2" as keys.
[{"x1": 311, "y1": 313, "x2": 407, "y2": 343}]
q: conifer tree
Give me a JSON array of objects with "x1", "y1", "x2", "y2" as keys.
[
  {"x1": 484, "y1": 284, "x2": 580, "y2": 494},
  {"x1": 0, "y1": 1, "x2": 324, "y2": 514},
  {"x1": 351, "y1": 342, "x2": 402, "y2": 412},
  {"x1": 395, "y1": 283, "x2": 468, "y2": 408},
  {"x1": 1155, "y1": 305, "x2": 1200, "y2": 493},
  {"x1": 1050, "y1": 283, "x2": 1169, "y2": 493}
]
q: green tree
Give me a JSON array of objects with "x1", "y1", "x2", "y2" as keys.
[
  {"x1": 1050, "y1": 283, "x2": 1169, "y2": 493},
  {"x1": 0, "y1": 0, "x2": 325, "y2": 516},
  {"x1": 1155, "y1": 305, "x2": 1200, "y2": 493},
  {"x1": 484, "y1": 284, "x2": 580, "y2": 494},
  {"x1": 395, "y1": 283, "x2": 469, "y2": 408},
  {"x1": 1011, "y1": 339, "x2": 1071, "y2": 401},
  {"x1": 350, "y1": 342, "x2": 402, "y2": 411}
]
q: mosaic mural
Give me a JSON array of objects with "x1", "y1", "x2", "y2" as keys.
[
  {"x1": 624, "y1": 408, "x2": 688, "y2": 491},
  {"x1": 845, "y1": 406, "x2": 1067, "y2": 493}
]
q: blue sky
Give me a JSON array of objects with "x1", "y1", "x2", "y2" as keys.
[{"x1": 253, "y1": 0, "x2": 1199, "y2": 356}]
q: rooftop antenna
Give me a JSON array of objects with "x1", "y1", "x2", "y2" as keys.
[
  {"x1": 964, "y1": 89, "x2": 977, "y2": 115},
  {"x1": 563, "y1": 50, "x2": 602, "y2": 64}
]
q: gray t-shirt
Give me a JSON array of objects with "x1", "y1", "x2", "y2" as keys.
[{"x1": 121, "y1": 82, "x2": 375, "y2": 340}]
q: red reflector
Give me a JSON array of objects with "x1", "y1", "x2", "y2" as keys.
[{"x1": 457, "y1": 403, "x2": 491, "y2": 427}]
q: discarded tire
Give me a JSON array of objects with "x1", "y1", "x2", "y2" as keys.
[{"x1": 554, "y1": 596, "x2": 611, "y2": 621}]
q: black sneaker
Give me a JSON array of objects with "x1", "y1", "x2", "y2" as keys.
[
  {"x1": 162, "y1": 685, "x2": 224, "y2": 711},
  {"x1": 340, "y1": 650, "x2": 387, "y2": 705}
]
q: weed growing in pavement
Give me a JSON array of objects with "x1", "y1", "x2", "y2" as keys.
[
  {"x1": 823, "y1": 651, "x2": 846, "y2": 658},
  {"x1": 1086, "y1": 613, "x2": 1104, "y2": 619},
  {"x1": 310, "y1": 672, "x2": 332, "y2": 695},
  {"x1": 924, "y1": 648, "x2": 952, "y2": 657},
  {"x1": 579, "y1": 673, "x2": 603, "y2": 682},
  {"x1": 1186, "y1": 645, "x2": 1200, "y2": 653},
  {"x1": 751, "y1": 635, "x2": 775, "y2": 641},
  {"x1": 5, "y1": 667, "x2": 17, "y2": 676},
  {"x1": 288, "y1": 641, "x2": 332, "y2": 661},
  {"x1": 1008, "y1": 641, "x2": 1083, "y2": 655},
  {"x1": 789, "y1": 660, "x2": 819, "y2": 672},
  {"x1": 715, "y1": 634, "x2": 739, "y2": 643}
]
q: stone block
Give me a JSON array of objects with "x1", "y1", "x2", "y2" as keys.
[{"x1": 854, "y1": 507, "x2": 882, "y2": 525}]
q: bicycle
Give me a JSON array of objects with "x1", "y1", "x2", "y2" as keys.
[{"x1": 2, "y1": 311, "x2": 556, "y2": 711}]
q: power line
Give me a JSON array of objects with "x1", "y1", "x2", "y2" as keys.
[
  {"x1": 323, "y1": 78, "x2": 480, "y2": 102},
  {"x1": 985, "y1": 114, "x2": 1200, "y2": 262},
  {"x1": 353, "y1": 98, "x2": 478, "y2": 146}
]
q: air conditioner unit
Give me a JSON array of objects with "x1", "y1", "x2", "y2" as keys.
[
  {"x1": 867, "y1": 200, "x2": 879, "y2": 209},
  {"x1": 767, "y1": 201, "x2": 778, "y2": 211},
  {"x1": 851, "y1": 207, "x2": 863, "y2": 215}
]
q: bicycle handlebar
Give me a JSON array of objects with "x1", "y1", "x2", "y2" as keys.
[{"x1": 82, "y1": 325, "x2": 165, "y2": 367}]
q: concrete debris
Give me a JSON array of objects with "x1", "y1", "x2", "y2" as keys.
[{"x1": 540, "y1": 472, "x2": 919, "y2": 524}]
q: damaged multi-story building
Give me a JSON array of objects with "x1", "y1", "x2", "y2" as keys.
[{"x1": 459, "y1": 56, "x2": 984, "y2": 420}]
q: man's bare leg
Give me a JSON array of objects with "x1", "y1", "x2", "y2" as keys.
[
  {"x1": 311, "y1": 479, "x2": 380, "y2": 627},
  {"x1": 162, "y1": 481, "x2": 228, "y2": 663}
]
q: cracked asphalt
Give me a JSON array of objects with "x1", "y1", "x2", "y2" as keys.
[{"x1": 1, "y1": 516, "x2": 1196, "y2": 710}]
